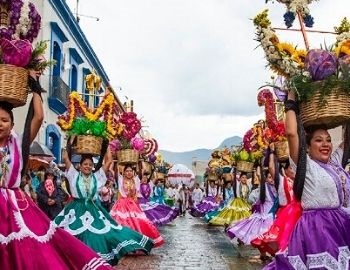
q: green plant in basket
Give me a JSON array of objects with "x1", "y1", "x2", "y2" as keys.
[{"x1": 68, "y1": 117, "x2": 108, "y2": 139}]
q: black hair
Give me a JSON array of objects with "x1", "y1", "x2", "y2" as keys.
[
  {"x1": 342, "y1": 123, "x2": 350, "y2": 169},
  {"x1": 293, "y1": 115, "x2": 308, "y2": 201},
  {"x1": 259, "y1": 168, "x2": 267, "y2": 204},
  {"x1": 80, "y1": 154, "x2": 93, "y2": 165},
  {"x1": 124, "y1": 164, "x2": 136, "y2": 172},
  {"x1": 0, "y1": 101, "x2": 14, "y2": 123},
  {"x1": 21, "y1": 99, "x2": 35, "y2": 178},
  {"x1": 44, "y1": 170, "x2": 56, "y2": 180}
]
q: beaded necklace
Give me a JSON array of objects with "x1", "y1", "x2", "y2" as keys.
[{"x1": 81, "y1": 173, "x2": 92, "y2": 197}]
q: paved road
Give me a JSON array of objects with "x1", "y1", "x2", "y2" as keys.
[{"x1": 115, "y1": 214, "x2": 268, "y2": 270}]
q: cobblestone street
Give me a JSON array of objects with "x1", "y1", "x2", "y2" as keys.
[{"x1": 116, "y1": 214, "x2": 267, "y2": 270}]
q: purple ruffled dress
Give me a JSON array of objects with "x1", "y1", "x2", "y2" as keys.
[
  {"x1": 265, "y1": 151, "x2": 350, "y2": 270},
  {"x1": 138, "y1": 183, "x2": 178, "y2": 226},
  {"x1": 190, "y1": 186, "x2": 220, "y2": 217}
]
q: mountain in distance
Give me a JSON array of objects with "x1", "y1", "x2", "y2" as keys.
[{"x1": 159, "y1": 136, "x2": 242, "y2": 170}]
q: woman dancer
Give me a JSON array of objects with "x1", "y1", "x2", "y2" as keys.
[
  {"x1": 190, "y1": 179, "x2": 220, "y2": 217},
  {"x1": 0, "y1": 72, "x2": 112, "y2": 269},
  {"x1": 138, "y1": 173, "x2": 178, "y2": 226},
  {"x1": 55, "y1": 150, "x2": 154, "y2": 265},
  {"x1": 209, "y1": 172, "x2": 252, "y2": 226},
  {"x1": 110, "y1": 165, "x2": 164, "y2": 247},
  {"x1": 264, "y1": 90, "x2": 350, "y2": 269}
]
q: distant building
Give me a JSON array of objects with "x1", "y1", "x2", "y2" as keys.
[
  {"x1": 191, "y1": 160, "x2": 208, "y2": 187},
  {"x1": 13, "y1": 0, "x2": 124, "y2": 163}
]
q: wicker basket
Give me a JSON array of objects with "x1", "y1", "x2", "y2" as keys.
[
  {"x1": 117, "y1": 149, "x2": 139, "y2": 164},
  {"x1": 222, "y1": 173, "x2": 233, "y2": 182},
  {"x1": 0, "y1": 64, "x2": 28, "y2": 107},
  {"x1": 236, "y1": 160, "x2": 254, "y2": 172},
  {"x1": 75, "y1": 135, "x2": 103, "y2": 156},
  {"x1": 299, "y1": 88, "x2": 350, "y2": 129},
  {"x1": 207, "y1": 173, "x2": 218, "y2": 181},
  {"x1": 155, "y1": 172, "x2": 165, "y2": 180},
  {"x1": 275, "y1": 141, "x2": 289, "y2": 161},
  {"x1": 141, "y1": 161, "x2": 153, "y2": 174}
]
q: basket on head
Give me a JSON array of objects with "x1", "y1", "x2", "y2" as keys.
[
  {"x1": 141, "y1": 161, "x2": 153, "y2": 174},
  {"x1": 222, "y1": 172, "x2": 233, "y2": 182},
  {"x1": 207, "y1": 173, "x2": 218, "y2": 182},
  {"x1": 275, "y1": 140, "x2": 289, "y2": 161},
  {"x1": 236, "y1": 160, "x2": 254, "y2": 173},
  {"x1": 0, "y1": 64, "x2": 28, "y2": 107},
  {"x1": 155, "y1": 172, "x2": 165, "y2": 181},
  {"x1": 299, "y1": 87, "x2": 350, "y2": 129},
  {"x1": 75, "y1": 135, "x2": 102, "y2": 156},
  {"x1": 117, "y1": 149, "x2": 139, "y2": 165}
]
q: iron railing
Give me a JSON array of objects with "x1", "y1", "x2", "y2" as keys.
[{"x1": 49, "y1": 76, "x2": 70, "y2": 108}]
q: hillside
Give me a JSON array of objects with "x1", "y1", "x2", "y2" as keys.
[{"x1": 159, "y1": 136, "x2": 242, "y2": 169}]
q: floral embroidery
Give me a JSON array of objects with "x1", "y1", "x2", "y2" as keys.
[{"x1": 288, "y1": 246, "x2": 350, "y2": 269}]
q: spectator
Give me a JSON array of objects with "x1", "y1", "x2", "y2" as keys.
[{"x1": 37, "y1": 169, "x2": 65, "y2": 220}]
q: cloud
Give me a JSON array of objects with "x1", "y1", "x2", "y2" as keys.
[{"x1": 67, "y1": 0, "x2": 350, "y2": 151}]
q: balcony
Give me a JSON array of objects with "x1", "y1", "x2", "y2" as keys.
[{"x1": 48, "y1": 76, "x2": 70, "y2": 114}]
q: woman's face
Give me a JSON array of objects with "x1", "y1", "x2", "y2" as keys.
[
  {"x1": 80, "y1": 158, "x2": 93, "y2": 175},
  {"x1": 266, "y1": 173, "x2": 274, "y2": 185},
  {"x1": 123, "y1": 167, "x2": 134, "y2": 179},
  {"x1": 141, "y1": 175, "x2": 148, "y2": 183},
  {"x1": 240, "y1": 175, "x2": 247, "y2": 184},
  {"x1": 284, "y1": 166, "x2": 295, "y2": 180},
  {"x1": 0, "y1": 108, "x2": 13, "y2": 141},
  {"x1": 308, "y1": 129, "x2": 332, "y2": 163}
]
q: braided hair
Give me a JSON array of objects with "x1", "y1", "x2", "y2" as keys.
[{"x1": 342, "y1": 123, "x2": 350, "y2": 169}]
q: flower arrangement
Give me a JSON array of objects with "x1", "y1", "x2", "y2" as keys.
[
  {"x1": 57, "y1": 92, "x2": 117, "y2": 140},
  {"x1": 0, "y1": 0, "x2": 41, "y2": 42},
  {"x1": 265, "y1": 0, "x2": 316, "y2": 28},
  {"x1": 254, "y1": 9, "x2": 350, "y2": 105},
  {"x1": 108, "y1": 111, "x2": 142, "y2": 152}
]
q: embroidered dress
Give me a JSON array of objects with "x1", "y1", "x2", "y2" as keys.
[
  {"x1": 265, "y1": 149, "x2": 350, "y2": 270},
  {"x1": 251, "y1": 176, "x2": 302, "y2": 256},
  {"x1": 225, "y1": 183, "x2": 276, "y2": 242},
  {"x1": 138, "y1": 182, "x2": 178, "y2": 226},
  {"x1": 209, "y1": 183, "x2": 252, "y2": 226},
  {"x1": 110, "y1": 176, "x2": 164, "y2": 247},
  {"x1": 204, "y1": 187, "x2": 235, "y2": 223},
  {"x1": 55, "y1": 166, "x2": 153, "y2": 265},
  {"x1": 0, "y1": 132, "x2": 112, "y2": 270},
  {"x1": 190, "y1": 185, "x2": 220, "y2": 217}
]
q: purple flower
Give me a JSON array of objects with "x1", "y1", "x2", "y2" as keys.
[{"x1": 305, "y1": 49, "x2": 338, "y2": 81}]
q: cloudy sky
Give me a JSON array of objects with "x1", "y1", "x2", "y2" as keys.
[{"x1": 67, "y1": 0, "x2": 350, "y2": 152}]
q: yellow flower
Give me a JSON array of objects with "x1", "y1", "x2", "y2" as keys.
[
  {"x1": 335, "y1": 40, "x2": 350, "y2": 57},
  {"x1": 292, "y1": 49, "x2": 307, "y2": 68},
  {"x1": 277, "y1": 42, "x2": 295, "y2": 57}
]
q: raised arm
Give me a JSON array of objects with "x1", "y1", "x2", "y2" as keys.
[
  {"x1": 268, "y1": 144, "x2": 276, "y2": 180},
  {"x1": 285, "y1": 90, "x2": 299, "y2": 164},
  {"x1": 102, "y1": 147, "x2": 113, "y2": 173},
  {"x1": 62, "y1": 149, "x2": 72, "y2": 171},
  {"x1": 28, "y1": 70, "x2": 44, "y2": 144}
]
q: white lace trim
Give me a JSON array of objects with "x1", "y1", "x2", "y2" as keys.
[
  {"x1": 56, "y1": 209, "x2": 122, "y2": 235},
  {"x1": 99, "y1": 235, "x2": 150, "y2": 261},
  {"x1": 288, "y1": 246, "x2": 350, "y2": 270},
  {"x1": 0, "y1": 208, "x2": 57, "y2": 245},
  {"x1": 110, "y1": 209, "x2": 148, "y2": 220},
  {"x1": 82, "y1": 257, "x2": 110, "y2": 270}
]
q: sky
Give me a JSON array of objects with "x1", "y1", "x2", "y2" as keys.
[{"x1": 66, "y1": 0, "x2": 350, "y2": 152}]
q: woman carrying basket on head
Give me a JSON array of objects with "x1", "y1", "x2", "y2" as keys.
[
  {"x1": 55, "y1": 144, "x2": 154, "y2": 266},
  {"x1": 0, "y1": 71, "x2": 113, "y2": 269}
]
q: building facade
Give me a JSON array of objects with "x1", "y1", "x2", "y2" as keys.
[{"x1": 13, "y1": 0, "x2": 124, "y2": 163}]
